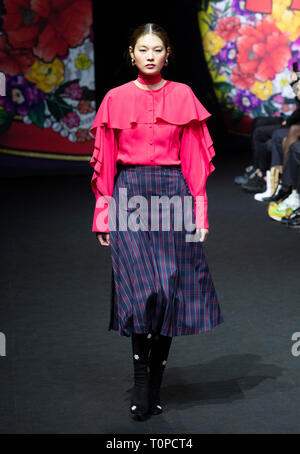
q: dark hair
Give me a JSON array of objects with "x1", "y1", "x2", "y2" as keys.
[{"x1": 123, "y1": 23, "x2": 175, "y2": 74}]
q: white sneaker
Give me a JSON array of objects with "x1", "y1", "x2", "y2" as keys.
[
  {"x1": 276, "y1": 190, "x2": 300, "y2": 211},
  {"x1": 254, "y1": 170, "x2": 272, "y2": 201}
]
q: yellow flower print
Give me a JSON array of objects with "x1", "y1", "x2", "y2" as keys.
[
  {"x1": 75, "y1": 54, "x2": 91, "y2": 70},
  {"x1": 280, "y1": 78, "x2": 290, "y2": 87},
  {"x1": 250, "y1": 80, "x2": 273, "y2": 101},
  {"x1": 203, "y1": 31, "x2": 226, "y2": 56},
  {"x1": 25, "y1": 58, "x2": 64, "y2": 93},
  {"x1": 271, "y1": 0, "x2": 300, "y2": 42},
  {"x1": 198, "y1": 5, "x2": 215, "y2": 37}
]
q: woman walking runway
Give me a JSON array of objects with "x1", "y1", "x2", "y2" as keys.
[{"x1": 89, "y1": 22, "x2": 224, "y2": 421}]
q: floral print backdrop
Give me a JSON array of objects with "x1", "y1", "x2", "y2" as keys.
[
  {"x1": 198, "y1": 0, "x2": 300, "y2": 132},
  {"x1": 0, "y1": 0, "x2": 95, "y2": 159}
]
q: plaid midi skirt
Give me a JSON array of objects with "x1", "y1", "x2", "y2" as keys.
[{"x1": 108, "y1": 163, "x2": 224, "y2": 337}]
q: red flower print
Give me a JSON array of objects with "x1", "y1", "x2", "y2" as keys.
[
  {"x1": 215, "y1": 17, "x2": 241, "y2": 41},
  {"x1": 2, "y1": 0, "x2": 92, "y2": 62},
  {"x1": 236, "y1": 17, "x2": 291, "y2": 82},
  {"x1": 65, "y1": 83, "x2": 83, "y2": 100},
  {"x1": 0, "y1": 34, "x2": 35, "y2": 76},
  {"x1": 78, "y1": 100, "x2": 94, "y2": 114},
  {"x1": 62, "y1": 111, "x2": 80, "y2": 128},
  {"x1": 230, "y1": 64, "x2": 255, "y2": 89},
  {"x1": 282, "y1": 104, "x2": 290, "y2": 112},
  {"x1": 246, "y1": 0, "x2": 300, "y2": 13},
  {"x1": 76, "y1": 128, "x2": 92, "y2": 142},
  {"x1": 2, "y1": 0, "x2": 40, "y2": 50},
  {"x1": 245, "y1": 0, "x2": 272, "y2": 14},
  {"x1": 290, "y1": 0, "x2": 300, "y2": 10}
]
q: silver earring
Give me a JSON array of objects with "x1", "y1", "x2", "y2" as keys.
[{"x1": 131, "y1": 57, "x2": 135, "y2": 65}]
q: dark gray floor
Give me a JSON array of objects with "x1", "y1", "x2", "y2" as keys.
[{"x1": 1, "y1": 142, "x2": 300, "y2": 434}]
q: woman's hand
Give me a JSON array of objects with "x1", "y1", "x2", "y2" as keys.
[
  {"x1": 196, "y1": 228, "x2": 209, "y2": 242},
  {"x1": 96, "y1": 232, "x2": 110, "y2": 246}
]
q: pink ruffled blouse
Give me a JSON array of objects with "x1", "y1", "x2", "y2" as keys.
[{"x1": 89, "y1": 79, "x2": 216, "y2": 233}]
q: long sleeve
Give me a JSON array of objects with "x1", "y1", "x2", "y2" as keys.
[
  {"x1": 180, "y1": 120, "x2": 216, "y2": 230},
  {"x1": 90, "y1": 125, "x2": 118, "y2": 233}
]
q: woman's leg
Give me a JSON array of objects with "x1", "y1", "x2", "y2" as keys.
[
  {"x1": 148, "y1": 333, "x2": 173, "y2": 415},
  {"x1": 130, "y1": 332, "x2": 153, "y2": 420}
]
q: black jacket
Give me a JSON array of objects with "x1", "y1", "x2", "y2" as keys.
[{"x1": 286, "y1": 97, "x2": 300, "y2": 126}]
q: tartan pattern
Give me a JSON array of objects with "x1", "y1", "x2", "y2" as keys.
[{"x1": 108, "y1": 164, "x2": 224, "y2": 337}]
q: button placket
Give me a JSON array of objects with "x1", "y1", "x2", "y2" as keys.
[{"x1": 149, "y1": 93, "x2": 154, "y2": 161}]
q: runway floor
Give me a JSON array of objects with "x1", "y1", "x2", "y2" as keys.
[{"x1": 1, "y1": 139, "x2": 300, "y2": 434}]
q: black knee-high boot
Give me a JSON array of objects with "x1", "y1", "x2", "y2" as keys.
[
  {"x1": 130, "y1": 332, "x2": 153, "y2": 420},
  {"x1": 148, "y1": 334, "x2": 172, "y2": 415}
]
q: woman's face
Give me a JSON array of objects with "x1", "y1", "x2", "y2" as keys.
[{"x1": 130, "y1": 33, "x2": 169, "y2": 76}]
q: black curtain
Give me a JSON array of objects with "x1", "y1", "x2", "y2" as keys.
[{"x1": 91, "y1": 0, "x2": 227, "y2": 151}]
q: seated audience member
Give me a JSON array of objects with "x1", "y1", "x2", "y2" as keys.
[
  {"x1": 234, "y1": 115, "x2": 287, "y2": 188},
  {"x1": 235, "y1": 68, "x2": 300, "y2": 198},
  {"x1": 261, "y1": 92, "x2": 300, "y2": 203},
  {"x1": 268, "y1": 140, "x2": 300, "y2": 226}
]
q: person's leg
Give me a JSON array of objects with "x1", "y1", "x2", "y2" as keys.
[
  {"x1": 268, "y1": 143, "x2": 300, "y2": 222},
  {"x1": 242, "y1": 125, "x2": 282, "y2": 192},
  {"x1": 286, "y1": 161, "x2": 300, "y2": 229},
  {"x1": 257, "y1": 140, "x2": 272, "y2": 176},
  {"x1": 282, "y1": 141, "x2": 300, "y2": 189},
  {"x1": 270, "y1": 127, "x2": 290, "y2": 168},
  {"x1": 282, "y1": 125, "x2": 300, "y2": 166},
  {"x1": 148, "y1": 333, "x2": 173, "y2": 415},
  {"x1": 235, "y1": 118, "x2": 282, "y2": 185},
  {"x1": 251, "y1": 116, "x2": 283, "y2": 131},
  {"x1": 252, "y1": 121, "x2": 284, "y2": 173},
  {"x1": 130, "y1": 332, "x2": 152, "y2": 420}
]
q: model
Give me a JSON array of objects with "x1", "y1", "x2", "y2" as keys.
[{"x1": 89, "y1": 22, "x2": 224, "y2": 421}]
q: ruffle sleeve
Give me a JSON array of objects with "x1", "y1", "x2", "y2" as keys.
[
  {"x1": 89, "y1": 124, "x2": 118, "y2": 233},
  {"x1": 163, "y1": 85, "x2": 216, "y2": 229},
  {"x1": 90, "y1": 91, "x2": 113, "y2": 131},
  {"x1": 180, "y1": 117, "x2": 216, "y2": 230}
]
